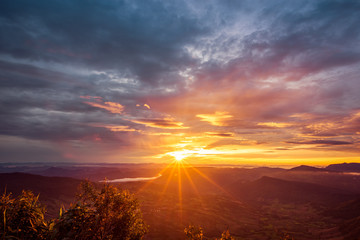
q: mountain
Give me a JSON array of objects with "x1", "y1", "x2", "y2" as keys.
[
  {"x1": 326, "y1": 162, "x2": 360, "y2": 172},
  {"x1": 229, "y1": 176, "x2": 355, "y2": 206},
  {"x1": 288, "y1": 165, "x2": 328, "y2": 172},
  {"x1": 339, "y1": 216, "x2": 360, "y2": 240},
  {"x1": 325, "y1": 198, "x2": 360, "y2": 219},
  {"x1": 0, "y1": 172, "x2": 82, "y2": 218},
  {"x1": 2, "y1": 167, "x2": 360, "y2": 239}
]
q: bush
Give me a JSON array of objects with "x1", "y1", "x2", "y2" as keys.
[
  {"x1": 0, "y1": 190, "x2": 49, "y2": 240},
  {"x1": 184, "y1": 225, "x2": 203, "y2": 240},
  {"x1": 1, "y1": 181, "x2": 148, "y2": 240},
  {"x1": 52, "y1": 181, "x2": 148, "y2": 240}
]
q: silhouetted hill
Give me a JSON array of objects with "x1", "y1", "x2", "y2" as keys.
[
  {"x1": 230, "y1": 176, "x2": 355, "y2": 206},
  {"x1": 274, "y1": 170, "x2": 360, "y2": 194},
  {"x1": 325, "y1": 198, "x2": 360, "y2": 219},
  {"x1": 326, "y1": 162, "x2": 360, "y2": 172},
  {"x1": 339, "y1": 216, "x2": 360, "y2": 240},
  {"x1": 289, "y1": 165, "x2": 328, "y2": 172},
  {"x1": 0, "y1": 172, "x2": 82, "y2": 218}
]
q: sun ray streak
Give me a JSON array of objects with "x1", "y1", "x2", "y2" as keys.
[
  {"x1": 136, "y1": 161, "x2": 176, "y2": 194},
  {"x1": 183, "y1": 160, "x2": 237, "y2": 201},
  {"x1": 156, "y1": 161, "x2": 178, "y2": 205},
  {"x1": 177, "y1": 162, "x2": 183, "y2": 223},
  {"x1": 180, "y1": 161, "x2": 206, "y2": 208}
]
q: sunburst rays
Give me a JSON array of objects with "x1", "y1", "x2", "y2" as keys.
[{"x1": 135, "y1": 158, "x2": 238, "y2": 223}]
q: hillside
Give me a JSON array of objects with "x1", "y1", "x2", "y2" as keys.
[
  {"x1": 0, "y1": 172, "x2": 82, "y2": 218},
  {"x1": 1, "y1": 166, "x2": 360, "y2": 239},
  {"x1": 229, "y1": 176, "x2": 355, "y2": 206},
  {"x1": 325, "y1": 198, "x2": 360, "y2": 219}
]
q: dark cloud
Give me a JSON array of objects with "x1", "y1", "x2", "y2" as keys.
[
  {"x1": 0, "y1": 136, "x2": 64, "y2": 162},
  {"x1": 206, "y1": 132, "x2": 234, "y2": 138},
  {"x1": 0, "y1": 0, "x2": 207, "y2": 87},
  {"x1": 189, "y1": 0, "x2": 360, "y2": 88}
]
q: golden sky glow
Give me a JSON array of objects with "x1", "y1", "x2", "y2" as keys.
[
  {"x1": 196, "y1": 112, "x2": 233, "y2": 126},
  {"x1": 72, "y1": 100, "x2": 360, "y2": 166}
]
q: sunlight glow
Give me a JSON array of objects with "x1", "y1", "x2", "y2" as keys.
[
  {"x1": 164, "y1": 147, "x2": 266, "y2": 162},
  {"x1": 168, "y1": 150, "x2": 193, "y2": 161}
]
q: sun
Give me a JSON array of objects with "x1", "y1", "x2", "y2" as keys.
[{"x1": 167, "y1": 150, "x2": 191, "y2": 161}]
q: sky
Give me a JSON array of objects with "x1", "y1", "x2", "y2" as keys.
[{"x1": 0, "y1": 0, "x2": 359, "y2": 166}]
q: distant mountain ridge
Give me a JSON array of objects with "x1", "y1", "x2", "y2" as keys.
[
  {"x1": 287, "y1": 163, "x2": 360, "y2": 173},
  {"x1": 326, "y1": 163, "x2": 360, "y2": 173},
  {"x1": 288, "y1": 165, "x2": 329, "y2": 172}
]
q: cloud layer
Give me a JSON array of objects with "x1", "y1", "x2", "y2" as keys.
[{"x1": 0, "y1": 0, "x2": 359, "y2": 164}]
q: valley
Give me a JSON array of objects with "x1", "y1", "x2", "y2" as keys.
[{"x1": 1, "y1": 163, "x2": 360, "y2": 239}]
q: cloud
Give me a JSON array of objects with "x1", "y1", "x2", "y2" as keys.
[
  {"x1": 0, "y1": 0, "x2": 209, "y2": 88},
  {"x1": 287, "y1": 140, "x2": 353, "y2": 146},
  {"x1": 90, "y1": 124, "x2": 137, "y2": 132},
  {"x1": 80, "y1": 96, "x2": 102, "y2": 100},
  {"x1": 196, "y1": 112, "x2": 233, "y2": 126},
  {"x1": 0, "y1": 0, "x2": 360, "y2": 163},
  {"x1": 84, "y1": 101, "x2": 124, "y2": 114},
  {"x1": 131, "y1": 118, "x2": 188, "y2": 129},
  {"x1": 205, "y1": 139, "x2": 258, "y2": 149},
  {"x1": 205, "y1": 132, "x2": 234, "y2": 138},
  {"x1": 0, "y1": 135, "x2": 64, "y2": 162},
  {"x1": 257, "y1": 122, "x2": 293, "y2": 128}
]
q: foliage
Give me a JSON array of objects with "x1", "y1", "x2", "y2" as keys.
[
  {"x1": 1, "y1": 182, "x2": 296, "y2": 240},
  {"x1": 52, "y1": 181, "x2": 148, "y2": 240},
  {"x1": 184, "y1": 225, "x2": 235, "y2": 240},
  {"x1": 0, "y1": 190, "x2": 49, "y2": 240},
  {"x1": 184, "y1": 225, "x2": 293, "y2": 240},
  {"x1": 184, "y1": 225, "x2": 203, "y2": 240},
  {"x1": 216, "y1": 230, "x2": 234, "y2": 240},
  {"x1": 1, "y1": 182, "x2": 147, "y2": 240}
]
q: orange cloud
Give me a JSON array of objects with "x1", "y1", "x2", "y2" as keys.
[
  {"x1": 257, "y1": 122, "x2": 293, "y2": 128},
  {"x1": 90, "y1": 124, "x2": 136, "y2": 132},
  {"x1": 144, "y1": 104, "x2": 151, "y2": 109},
  {"x1": 104, "y1": 125, "x2": 137, "y2": 132},
  {"x1": 196, "y1": 111, "x2": 233, "y2": 126},
  {"x1": 131, "y1": 118, "x2": 188, "y2": 129},
  {"x1": 84, "y1": 101, "x2": 124, "y2": 114},
  {"x1": 145, "y1": 132, "x2": 185, "y2": 136}
]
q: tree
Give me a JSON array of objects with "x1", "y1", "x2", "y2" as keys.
[
  {"x1": 52, "y1": 181, "x2": 148, "y2": 240},
  {"x1": 0, "y1": 190, "x2": 49, "y2": 240},
  {"x1": 184, "y1": 225, "x2": 203, "y2": 240}
]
